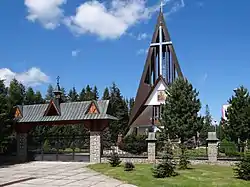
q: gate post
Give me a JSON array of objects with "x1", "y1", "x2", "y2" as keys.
[
  {"x1": 17, "y1": 133, "x2": 28, "y2": 162},
  {"x1": 146, "y1": 132, "x2": 157, "y2": 163},
  {"x1": 90, "y1": 131, "x2": 102, "y2": 163},
  {"x1": 206, "y1": 132, "x2": 219, "y2": 163}
]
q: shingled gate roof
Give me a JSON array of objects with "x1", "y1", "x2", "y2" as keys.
[{"x1": 15, "y1": 100, "x2": 117, "y2": 123}]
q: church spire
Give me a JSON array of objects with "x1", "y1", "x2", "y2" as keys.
[{"x1": 127, "y1": 5, "x2": 184, "y2": 132}]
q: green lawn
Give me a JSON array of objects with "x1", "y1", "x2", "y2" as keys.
[{"x1": 88, "y1": 163, "x2": 250, "y2": 187}]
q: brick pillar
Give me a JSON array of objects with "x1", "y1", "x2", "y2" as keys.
[
  {"x1": 206, "y1": 132, "x2": 219, "y2": 163},
  {"x1": 146, "y1": 132, "x2": 157, "y2": 163},
  {"x1": 17, "y1": 133, "x2": 28, "y2": 162},
  {"x1": 90, "y1": 131, "x2": 101, "y2": 163}
]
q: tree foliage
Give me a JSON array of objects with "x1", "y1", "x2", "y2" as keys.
[
  {"x1": 225, "y1": 86, "x2": 250, "y2": 144},
  {"x1": 161, "y1": 78, "x2": 201, "y2": 169},
  {"x1": 161, "y1": 78, "x2": 202, "y2": 143},
  {"x1": 152, "y1": 142, "x2": 177, "y2": 178}
]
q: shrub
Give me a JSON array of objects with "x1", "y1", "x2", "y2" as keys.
[
  {"x1": 219, "y1": 139, "x2": 238, "y2": 157},
  {"x1": 119, "y1": 134, "x2": 147, "y2": 155},
  {"x1": 152, "y1": 141, "x2": 178, "y2": 178},
  {"x1": 234, "y1": 153, "x2": 250, "y2": 180},
  {"x1": 43, "y1": 139, "x2": 51, "y2": 153},
  {"x1": 179, "y1": 144, "x2": 190, "y2": 170},
  {"x1": 108, "y1": 150, "x2": 121, "y2": 167},
  {"x1": 124, "y1": 162, "x2": 135, "y2": 171}
]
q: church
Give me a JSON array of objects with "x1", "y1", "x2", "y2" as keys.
[{"x1": 127, "y1": 4, "x2": 183, "y2": 135}]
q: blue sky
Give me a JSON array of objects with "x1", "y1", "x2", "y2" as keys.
[{"x1": 0, "y1": 0, "x2": 249, "y2": 122}]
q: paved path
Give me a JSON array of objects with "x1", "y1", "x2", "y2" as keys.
[{"x1": 0, "y1": 162, "x2": 136, "y2": 187}]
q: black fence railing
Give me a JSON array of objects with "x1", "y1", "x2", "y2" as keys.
[{"x1": 27, "y1": 135, "x2": 90, "y2": 161}]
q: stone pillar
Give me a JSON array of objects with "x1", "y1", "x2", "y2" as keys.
[
  {"x1": 206, "y1": 132, "x2": 219, "y2": 163},
  {"x1": 90, "y1": 131, "x2": 101, "y2": 163},
  {"x1": 117, "y1": 134, "x2": 123, "y2": 146},
  {"x1": 17, "y1": 133, "x2": 28, "y2": 162},
  {"x1": 146, "y1": 132, "x2": 157, "y2": 163}
]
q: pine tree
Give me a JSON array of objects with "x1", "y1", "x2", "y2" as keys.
[
  {"x1": 102, "y1": 87, "x2": 110, "y2": 100},
  {"x1": 128, "y1": 97, "x2": 135, "y2": 116},
  {"x1": 225, "y1": 86, "x2": 250, "y2": 148},
  {"x1": 8, "y1": 79, "x2": 25, "y2": 107},
  {"x1": 199, "y1": 104, "x2": 214, "y2": 144},
  {"x1": 0, "y1": 80, "x2": 12, "y2": 153},
  {"x1": 60, "y1": 87, "x2": 67, "y2": 102},
  {"x1": 93, "y1": 86, "x2": 99, "y2": 100},
  {"x1": 24, "y1": 87, "x2": 36, "y2": 105},
  {"x1": 45, "y1": 84, "x2": 54, "y2": 101},
  {"x1": 152, "y1": 141, "x2": 177, "y2": 178},
  {"x1": 109, "y1": 83, "x2": 129, "y2": 142},
  {"x1": 68, "y1": 87, "x2": 78, "y2": 102},
  {"x1": 79, "y1": 88, "x2": 86, "y2": 101},
  {"x1": 85, "y1": 85, "x2": 94, "y2": 101},
  {"x1": 34, "y1": 91, "x2": 44, "y2": 104},
  {"x1": 161, "y1": 78, "x2": 201, "y2": 169}
]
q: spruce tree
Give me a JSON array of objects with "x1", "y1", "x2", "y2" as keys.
[
  {"x1": 93, "y1": 86, "x2": 99, "y2": 100},
  {"x1": 102, "y1": 87, "x2": 110, "y2": 100},
  {"x1": 225, "y1": 86, "x2": 250, "y2": 148},
  {"x1": 24, "y1": 87, "x2": 36, "y2": 104},
  {"x1": 45, "y1": 84, "x2": 54, "y2": 101},
  {"x1": 68, "y1": 87, "x2": 78, "y2": 102},
  {"x1": 8, "y1": 79, "x2": 25, "y2": 107},
  {"x1": 199, "y1": 104, "x2": 214, "y2": 144},
  {"x1": 161, "y1": 78, "x2": 201, "y2": 169},
  {"x1": 34, "y1": 91, "x2": 44, "y2": 104},
  {"x1": 85, "y1": 85, "x2": 94, "y2": 101},
  {"x1": 109, "y1": 83, "x2": 129, "y2": 142},
  {"x1": 0, "y1": 80, "x2": 12, "y2": 153},
  {"x1": 79, "y1": 88, "x2": 86, "y2": 101},
  {"x1": 128, "y1": 97, "x2": 135, "y2": 116}
]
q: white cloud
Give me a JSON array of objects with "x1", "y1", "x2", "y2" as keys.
[
  {"x1": 64, "y1": 0, "x2": 153, "y2": 39},
  {"x1": 165, "y1": 0, "x2": 185, "y2": 17},
  {"x1": 25, "y1": 0, "x2": 66, "y2": 29},
  {"x1": 0, "y1": 67, "x2": 49, "y2": 86},
  {"x1": 64, "y1": 0, "x2": 183, "y2": 39},
  {"x1": 71, "y1": 49, "x2": 80, "y2": 57},
  {"x1": 136, "y1": 48, "x2": 148, "y2": 55},
  {"x1": 137, "y1": 33, "x2": 149, "y2": 40},
  {"x1": 24, "y1": 0, "x2": 186, "y2": 39}
]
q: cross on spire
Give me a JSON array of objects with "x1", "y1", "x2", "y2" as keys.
[
  {"x1": 160, "y1": 0, "x2": 164, "y2": 13},
  {"x1": 56, "y1": 76, "x2": 60, "y2": 86}
]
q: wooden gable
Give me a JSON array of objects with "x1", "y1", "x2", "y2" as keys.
[
  {"x1": 44, "y1": 100, "x2": 60, "y2": 116},
  {"x1": 87, "y1": 102, "x2": 100, "y2": 114},
  {"x1": 14, "y1": 107, "x2": 22, "y2": 118}
]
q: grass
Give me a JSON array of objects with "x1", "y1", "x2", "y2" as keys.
[{"x1": 88, "y1": 163, "x2": 250, "y2": 187}]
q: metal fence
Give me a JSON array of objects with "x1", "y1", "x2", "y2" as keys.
[{"x1": 27, "y1": 135, "x2": 90, "y2": 161}]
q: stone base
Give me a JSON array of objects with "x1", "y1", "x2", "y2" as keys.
[{"x1": 90, "y1": 131, "x2": 101, "y2": 163}]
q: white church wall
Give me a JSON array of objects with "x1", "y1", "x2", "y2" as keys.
[{"x1": 145, "y1": 81, "x2": 167, "y2": 106}]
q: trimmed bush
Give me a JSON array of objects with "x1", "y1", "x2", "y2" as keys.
[
  {"x1": 118, "y1": 134, "x2": 147, "y2": 155},
  {"x1": 234, "y1": 153, "x2": 250, "y2": 180},
  {"x1": 124, "y1": 162, "x2": 135, "y2": 171},
  {"x1": 108, "y1": 150, "x2": 121, "y2": 167}
]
